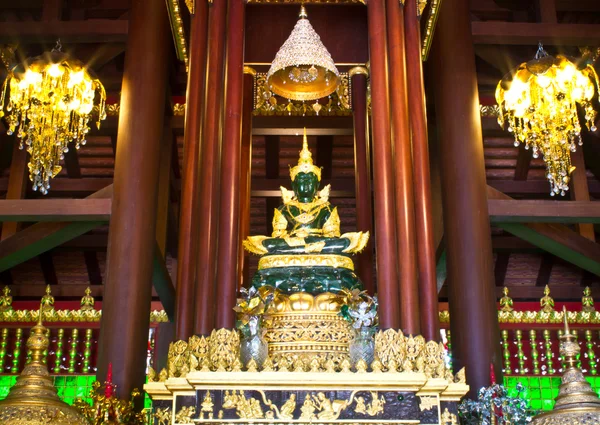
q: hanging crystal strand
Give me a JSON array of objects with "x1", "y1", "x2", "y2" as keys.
[
  {"x1": 502, "y1": 329, "x2": 512, "y2": 373},
  {"x1": 11, "y1": 328, "x2": 23, "y2": 373},
  {"x1": 572, "y1": 329, "x2": 581, "y2": 369},
  {"x1": 83, "y1": 328, "x2": 92, "y2": 372},
  {"x1": 68, "y1": 328, "x2": 79, "y2": 373},
  {"x1": 148, "y1": 328, "x2": 156, "y2": 371},
  {"x1": 542, "y1": 330, "x2": 554, "y2": 374},
  {"x1": 54, "y1": 328, "x2": 64, "y2": 374},
  {"x1": 530, "y1": 330, "x2": 540, "y2": 375},
  {"x1": 0, "y1": 328, "x2": 8, "y2": 372},
  {"x1": 515, "y1": 330, "x2": 525, "y2": 374},
  {"x1": 42, "y1": 327, "x2": 50, "y2": 364},
  {"x1": 446, "y1": 329, "x2": 453, "y2": 371},
  {"x1": 557, "y1": 329, "x2": 564, "y2": 371},
  {"x1": 586, "y1": 330, "x2": 597, "y2": 375}
]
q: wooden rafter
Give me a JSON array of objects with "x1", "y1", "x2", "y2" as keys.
[
  {"x1": 0, "y1": 20, "x2": 128, "y2": 43},
  {"x1": 488, "y1": 199, "x2": 600, "y2": 223},
  {"x1": 1, "y1": 145, "x2": 28, "y2": 241},
  {"x1": 0, "y1": 198, "x2": 112, "y2": 221},
  {"x1": 494, "y1": 253, "x2": 510, "y2": 287},
  {"x1": 472, "y1": 22, "x2": 600, "y2": 45},
  {"x1": 488, "y1": 185, "x2": 600, "y2": 276},
  {"x1": 570, "y1": 147, "x2": 595, "y2": 241}
]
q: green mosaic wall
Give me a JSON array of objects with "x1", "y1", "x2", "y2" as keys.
[
  {"x1": 504, "y1": 376, "x2": 600, "y2": 411},
  {"x1": 0, "y1": 375, "x2": 152, "y2": 409}
]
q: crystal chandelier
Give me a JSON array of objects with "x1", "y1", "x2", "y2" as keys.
[
  {"x1": 495, "y1": 44, "x2": 599, "y2": 196},
  {"x1": 0, "y1": 47, "x2": 106, "y2": 194},
  {"x1": 267, "y1": 6, "x2": 339, "y2": 101}
]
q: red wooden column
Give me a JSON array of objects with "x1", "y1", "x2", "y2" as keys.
[
  {"x1": 175, "y1": 0, "x2": 209, "y2": 340},
  {"x1": 404, "y1": 0, "x2": 440, "y2": 342},
  {"x1": 367, "y1": 0, "x2": 400, "y2": 329},
  {"x1": 195, "y1": 0, "x2": 228, "y2": 335},
  {"x1": 238, "y1": 70, "x2": 255, "y2": 290},
  {"x1": 97, "y1": 0, "x2": 169, "y2": 397},
  {"x1": 386, "y1": 0, "x2": 420, "y2": 335},
  {"x1": 431, "y1": 0, "x2": 502, "y2": 395},
  {"x1": 215, "y1": 0, "x2": 246, "y2": 329},
  {"x1": 349, "y1": 68, "x2": 374, "y2": 295}
]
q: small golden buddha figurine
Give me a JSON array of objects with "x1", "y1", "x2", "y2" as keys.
[
  {"x1": 540, "y1": 285, "x2": 554, "y2": 313},
  {"x1": 499, "y1": 287, "x2": 513, "y2": 312},
  {"x1": 0, "y1": 286, "x2": 13, "y2": 312},
  {"x1": 80, "y1": 287, "x2": 95, "y2": 311},
  {"x1": 244, "y1": 129, "x2": 369, "y2": 293},
  {"x1": 41, "y1": 284, "x2": 54, "y2": 311},
  {"x1": 582, "y1": 286, "x2": 595, "y2": 312}
]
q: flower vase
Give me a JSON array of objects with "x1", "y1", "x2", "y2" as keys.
[
  {"x1": 240, "y1": 320, "x2": 269, "y2": 367},
  {"x1": 349, "y1": 326, "x2": 375, "y2": 367}
]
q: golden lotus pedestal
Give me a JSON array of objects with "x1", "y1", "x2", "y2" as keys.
[
  {"x1": 263, "y1": 292, "x2": 353, "y2": 364},
  {"x1": 145, "y1": 370, "x2": 468, "y2": 425}
]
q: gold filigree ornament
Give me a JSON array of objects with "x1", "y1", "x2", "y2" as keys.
[
  {"x1": 441, "y1": 408, "x2": 458, "y2": 425},
  {"x1": 0, "y1": 287, "x2": 12, "y2": 313},
  {"x1": 209, "y1": 329, "x2": 240, "y2": 371},
  {"x1": 267, "y1": 6, "x2": 340, "y2": 101},
  {"x1": 258, "y1": 254, "x2": 354, "y2": 271},
  {"x1": 0, "y1": 306, "x2": 88, "y2": 425},
  {"x1": 530, "y1": 306, "x2": 600, "y2": 425}
]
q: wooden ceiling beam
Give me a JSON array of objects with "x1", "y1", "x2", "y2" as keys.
[
  {"x1": 0, "y1": 20, "x2": 128, "y2": 43},
  {"x1": 0, "y1": 198, "x2": 111, "y2": 221},
  {"x1": 488, "y1": 185, "x2": 600, "y2": 276},
  {"x1": 0, "y1": 184, "x2": 112, "y2": 272},
  {"x1": 488, "y1": 199, "x2": 600, "y2": 223},
  {"x1": 472, "y1": 22, "x2": 600, "y2": 45}
]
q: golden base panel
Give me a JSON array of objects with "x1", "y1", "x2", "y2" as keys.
[
  {"x1": 146, "y1": 328, "x2": 467, "y2": 425},
  {"x1": 264, "y1": 292, "x2": 353, "y2": 364}
]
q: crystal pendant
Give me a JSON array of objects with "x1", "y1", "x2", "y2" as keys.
[
  {"x1": 240, "y1": 319, "x2": 269, "y2": 367},
  {"x1": 349, "y1": 327, "x2": 376, "y2": 368}
]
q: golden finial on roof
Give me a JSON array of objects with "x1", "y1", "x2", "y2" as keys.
[
  {"x1": 41, "y1": 284, "x2": 55, "y2": 312},
  {"x1": 0, "y1": 305, "x2": 88, "y2": 425},
  {"x1": 0, "y1": 287, "x2": 12, "y2": 313},
  {"x1": 530, "y1": 306, "x2": 600, "y2": 425},
  {"x1": 80, "y1": 287, "x2": 95, "y2": 311},
  {"x1": 582, "y1": 286, "x2": 595, "y2": 312},
  {"x1": 289, "y1": 128, "x2": 322, "y2": 181},
  {"x1": 499, "y1": 287, "x2": 513, "y2": 312},
  {"x1": 540, "y1": 285, "x2": 554, "y2": 313}
]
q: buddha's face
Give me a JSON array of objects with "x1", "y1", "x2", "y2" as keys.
[{"x1": 292, "y1": 172, "x2": 319, "y2": 201}]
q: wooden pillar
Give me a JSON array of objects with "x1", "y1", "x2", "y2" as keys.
[
  {"x1": 238, "y1": 70, "x2": 255, "y2": 290},
  {"x1": 430, "y1": 0, "x2": 502, "y2": 395},
  {"x1": 195, "y1": 0, "x2": 228, "y2": 335},
  {"x1": 404, "y1": 0, "x2": 440, "y2": 341},
  {"x1": 350, "y1": 68, "x2": 374, "y2": 295},
  {"x1": 215, "y1": 0, "x2": 246, "y2": 329},
  {"x1": 367, "y1": 0, "x2": 400, "y2": 329},
  {"x1": 1, "y1": 147, "x2": 27, "y2": 241},
  {"x1": 175, "y1": 0, "x2": 209, "y2": 340},
  {"x1": 97, "y1": 0, "x2": 169, "y2": 397},
  {"x1": 386, "y1": 0, "x2": 419, "y2": 335}
]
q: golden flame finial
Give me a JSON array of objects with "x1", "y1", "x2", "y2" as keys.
[
  {"x1": 299, "y1": 4, "x2": 307, "y2": 18},
  {"x1": 289, "y1": 128, "x2": 322, "y2": 181}
]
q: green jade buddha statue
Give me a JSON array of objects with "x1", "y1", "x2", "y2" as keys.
[{"x1": 244, "y1": 130, "x2": 369, "y2": 293}]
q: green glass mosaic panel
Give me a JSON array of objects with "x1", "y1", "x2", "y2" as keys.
[
  {"x1": 0, "y1": 375, "x2": 152, "y2": 408},
  {"x1": 504, "y1": 375, "x2": 600, "y2": 411}
]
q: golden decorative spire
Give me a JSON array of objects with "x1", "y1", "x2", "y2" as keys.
[
  {"x1": 80, "y1": 287, "x2": 95, "y2": 311},
  {"x1": 289, "y1": 128, "x2": 322, "y2": 181},
  {"x1": 530, "y1": 306, "x2": 600, "y2": 424},
  {"x1": 0, "y1": 306, "x2": 88, "y2": 425}
]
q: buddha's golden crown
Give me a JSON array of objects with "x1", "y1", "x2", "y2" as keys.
[{"x1": 289, "y1": 128, "x2": 322, "y2": 181}]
